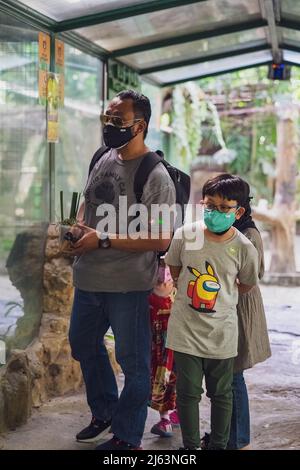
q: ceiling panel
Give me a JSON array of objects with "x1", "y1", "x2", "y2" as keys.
[
  {"x1": 120, "y1": 28, "x2": 267, "y2": 70},
  {"x1": 18, "y1": 0, "x2": 150, "y2": 22},
  {"x1": 146, "y1": 49, "x2": 272, "y2": 85},
  {"x1": 75, "y1": 0, "x2": 261, "y2": 51}
]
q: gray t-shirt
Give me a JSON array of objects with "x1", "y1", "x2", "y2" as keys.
[
  {"x1": 165, "y1": 222, "x2": 259, "y2": 359},
  {"x1": 73, "y1": 149, "x2": 176, "y2": 292}
]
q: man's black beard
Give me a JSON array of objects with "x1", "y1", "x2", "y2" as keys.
[{"x1": 214, "y1": 228, "x2": 231, "y2": 236}]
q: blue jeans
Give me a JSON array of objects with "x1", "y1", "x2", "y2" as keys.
[
  {"x1": 227, "y1": 372, "x2": 250, "y2": 449},
  {"x1": 69, "y1": 288, "x2": 151, "y2": 447}
]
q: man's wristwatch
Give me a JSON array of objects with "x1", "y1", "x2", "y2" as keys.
[{"x1": 98, "y1": 233, "x2": 111, "y2": 249}]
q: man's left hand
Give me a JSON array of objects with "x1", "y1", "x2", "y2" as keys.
[{"x1": 70, "y1": 223, "x2": 99, "y2": 256}]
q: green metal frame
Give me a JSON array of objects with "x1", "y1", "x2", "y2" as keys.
[
  {"x1": 280, "y1": 17, "x2": 300, "y2": 31},
  {"x1": 0, "y1": 0, "x2": 55, "y2": 31},
  {"x1": 0, "y1": 0, "x2": 109, "y2": 59},
  {"x1": 284, "y1": 61, "x2": 300, "y2": 67},
  {"x1": 110, "y1": 18, "x2": 268, "y2": 57},
  {"x1": 54, "y1": 0, "x2": 206, "y2": 32},
  {"x1": 260, "y1": 0, "x2": 282, "y2": 63},
  {"x1": 282, "y1": 44, "x2": 300, "y2": 54},
  {"x1": 160, "y1": 61, "x2": 273, "y2": 87},
  {"x1": 57, "y1": 31, "x2": 108, "y2": 59},
  {"x1": 139, "y1": 43, "x2": 269, "y2": 75}
]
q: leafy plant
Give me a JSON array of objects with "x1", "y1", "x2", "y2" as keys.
[
  {"x1": 170, "y1": 82, "x2": 228, "y2": 172},
  {"x1": 59, "y1": 190, "x2": 81, "y2": 225}
]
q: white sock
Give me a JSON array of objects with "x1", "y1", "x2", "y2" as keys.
[{"x1": 160, "y1": 411, "x2": 170, "y2": 420}]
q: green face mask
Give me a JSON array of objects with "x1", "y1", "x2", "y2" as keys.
[{"x1": 204, "y1": 209, "x2": 236, "y2": 234}]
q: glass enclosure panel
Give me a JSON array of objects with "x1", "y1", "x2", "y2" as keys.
[
  {"x1": 281, "y1": 27, "x2": 300, "y2": 46},
  {"x1": 76, "y1": 0, "x2": 261, "y2": 52},
  {"x1": 55, "y1": 43, "x2": 102, "y2": 222},
  {"x1": 0, "y1": 12, "x2": 48, "y2": 354},
  {"x1": 121, "y1": 28, "x2": 267, "y2": 70},
  {"x1": 141, "y1": 80, "x2": 162, "y2": 152},
  {"x1": 283, "y1": 49, "x2": 300, "y2": 65},
  {"x1": 18, "y1": 0, "x2": 151, "y2": 21},
  {"x1": 148, "y1": 50, "x2": 273, "y2": 85},
  {"x1": 281, "y1": 0, "x2": 300, "y2": 20}
]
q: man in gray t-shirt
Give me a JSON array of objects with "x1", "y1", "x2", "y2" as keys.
[{"x1": 68, "y1": 90, "x2": 176, "y2": 450}]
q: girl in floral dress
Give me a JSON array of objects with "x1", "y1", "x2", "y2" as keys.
[{"x1": 149, "y1": 258, "x2": 179, "y2": 437}]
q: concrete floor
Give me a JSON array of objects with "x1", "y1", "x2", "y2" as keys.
[{"x1": 1, "y1": 284, "x2": 300, "y2": 451}]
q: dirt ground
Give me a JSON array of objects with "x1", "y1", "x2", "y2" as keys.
[{"x1": 0, "y1": 284, "x2": 300, "y2": 451}]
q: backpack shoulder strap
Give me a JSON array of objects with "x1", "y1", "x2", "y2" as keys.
[
  {"x1": 88, "y1": 145, "x2": 109, "y2": 175},
  {"x1": 134, "y1": 152, "x2": 162, "y2": 203}
]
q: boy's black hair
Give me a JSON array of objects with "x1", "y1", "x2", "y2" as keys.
[
  {"x1": 202, "y1": 173, "x2": 250, "y2": 207},
  {"x1": 116, "y1": 89, "x2": 151, "y2": 139}
]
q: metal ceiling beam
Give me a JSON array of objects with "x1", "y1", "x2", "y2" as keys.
[
  {"x1": 139, "y1": 42, "x2": 269, "y2": 75},
  {"x1": 260, "y1": 0, "x2": 282, "y2": 63},
  {"x1": 160, "y1": 61, "x2": 272, "y2": 88},
  {"x1": 0, "y1": 0, "x2": 111, "y2": 59},
  {"x1": 284, "y1": 61, "x2": 300, "y2": 67},
  {"x1": 280, "y1": 17, "x2": 300, "y2": 30},
  {"x1": 110, "y1": 18, "x2": 268, "y2": 58},
  {"x1": 54, "y1": 0, "x2": 206, "y2": 33},
  {"x1": 0, "y1": 0, "x2": 56, "y2": 32},
  {"x1": 58, "y1": 31, "x2": 109, "y2": 59},
  {"x1": 281, "y1": 43, "x2": 300, "y2": 54}
]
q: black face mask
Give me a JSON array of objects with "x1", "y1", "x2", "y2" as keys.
[{"x1": 103, "y1": 124, "x2": 136, "y2": 149}]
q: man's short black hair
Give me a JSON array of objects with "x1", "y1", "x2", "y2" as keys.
[
  {"x1": 202, "y1": 173, "x2": 250, "y2": 207},
  {"x1": 116, "y1": 89, "x2": 151, "y2": 139}
]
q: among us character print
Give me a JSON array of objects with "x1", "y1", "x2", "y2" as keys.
[{"x1": 187, "y1": 262, "x2": 221, "y2": 314}]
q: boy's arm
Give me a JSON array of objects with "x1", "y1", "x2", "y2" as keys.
[
  {"x1": 169, "y1": 265, "x2": 182, "y2": 287},
  {"x1": 164, "y1": 229, "x2": 184, "y2": 287}
]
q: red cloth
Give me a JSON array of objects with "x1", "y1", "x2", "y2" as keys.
[{"x1": 149, "y1": 293, "x2": 177, "y2": 413}]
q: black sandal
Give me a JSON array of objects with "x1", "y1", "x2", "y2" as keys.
[{"x1": 200, "y1": 432, "x2": 210, "y2": 450}]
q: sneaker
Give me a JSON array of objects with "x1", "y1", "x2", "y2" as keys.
[
  {"x1": 76, "y1": 417, "x2": 111, "y2": 443},
  {"x1": 151, "y1": 418, "x2": 173, "y2": 437},
  {"x1": 95, "y1": 436, "x2": 142, "y2": 450},
  {"x1": 169, "y1": 410, "x2": 180, "y2": 427}
]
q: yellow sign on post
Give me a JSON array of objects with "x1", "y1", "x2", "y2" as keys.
[
  {"x1": 47, "y1": 73, "x2": 59, "y2": 143},
  {"x1": 55, "y1": 39, "x2": 64, "y2": 67},
  {"x1": 38, "y1": 69, "x2": 48, "y2": 104},
  {"x1": 55, "y1": 39, "x2": 65, "y2": 106},
  {"x1": 38, "y1": 32, "x2": 50, "y2": 64},
  {"x1": 38, "y1": 32, "x2": 51, "y2": 105}
]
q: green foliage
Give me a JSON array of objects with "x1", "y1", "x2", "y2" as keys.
[
  {"x1": 196, "y1": 65, "x2": 300, "y2": 202},
  {"x1": 225, "y1": 126, "x2": 251, "y2": 175},
  {"x1": 170, "y1": 82, "x2": 226, "y2": 172}
]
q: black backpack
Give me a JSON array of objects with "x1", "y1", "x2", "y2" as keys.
[{"x1": 88, "y1": 146, "x2": 191, "y2": 225}]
